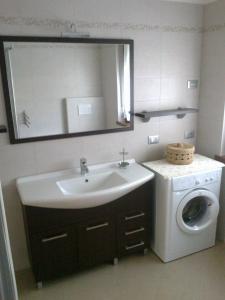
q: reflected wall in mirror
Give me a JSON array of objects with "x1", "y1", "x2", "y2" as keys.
[{"x1": 0, "y1": 37, "x2": 134, "y2": 143}]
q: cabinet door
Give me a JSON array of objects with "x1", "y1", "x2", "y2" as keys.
[
  {"x1": 31, "y1": 226, "x2": 77, "y2": 282},
  {"x1": 78, "y1": 217, "x2": 115, "y2": 268}
]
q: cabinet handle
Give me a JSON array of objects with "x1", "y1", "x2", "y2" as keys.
[
  {"x1": 86, "y1": 222, "x2": 109, "y2": 231},
  {"x1": 125, "y1": 227, "x2": 145, "y2": 236},
  {"x1": 41, "y1": 233, "x2": 68, "y2": 243},
  {"x1": 125, "y1": 212, "x2": 145, "y2": 221},
  {"x1": 125, "y1": 241, "x2": 145, "y2": 250}
]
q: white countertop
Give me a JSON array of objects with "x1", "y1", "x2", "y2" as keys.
[{"x1": 143, "y1": 154, "x2": 224, "y2": 179}]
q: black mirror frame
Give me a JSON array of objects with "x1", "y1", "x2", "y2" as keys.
[{"x1": 0, "y1": 36, "x2": 134, "y2": 144}]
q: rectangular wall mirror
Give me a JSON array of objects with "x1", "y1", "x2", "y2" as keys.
[{"x1": 0, "y1": 36, "x2": 134, "y2": 144}]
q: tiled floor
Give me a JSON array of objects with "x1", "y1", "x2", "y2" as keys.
[{"x1": 16, "y1": 243, "x2": 225, "y2": 300}]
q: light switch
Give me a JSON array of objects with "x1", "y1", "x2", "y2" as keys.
[
  {"x1": 148, "y1": 135, "x2": 160, "y2": 144},
  {"x1": 187, "y1": 80, "x2": 198, "y2": 89}
]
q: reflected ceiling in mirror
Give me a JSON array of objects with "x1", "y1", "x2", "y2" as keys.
[{"x1": 0, "y1": 37, "x2": 133, "y2": 143}]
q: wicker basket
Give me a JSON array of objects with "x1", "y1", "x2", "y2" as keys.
[{"x1": 166, "y1": 143, "x2": 195, "y2": 165}]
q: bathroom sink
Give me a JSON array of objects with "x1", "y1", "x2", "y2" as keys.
[
  {"x1": 16, "y1": 159, "x2": 154, "y2": 209},
  {"x1": 57, "y1": 171, "x2": 127, "y2": 195}
]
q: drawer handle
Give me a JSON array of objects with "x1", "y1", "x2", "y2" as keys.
[
  {"x1": 42, "y1": 233, "x2": 68, "y2": 243},
  {"x1": 86, "y1": 222, "x2": 109, "y2": 231},
  {"x1": 125, "y1": 227, "x2": 145, "y2": 236},
  {"x1": 125, "y1": 212, "x2": 145, "y2": 221},
  {"x1": 125, "y1": 241, "x2": 145, "y2": 250}
]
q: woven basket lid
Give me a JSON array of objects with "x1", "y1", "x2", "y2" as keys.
[{"x1": 167, "y1": 143, "x2": 195, "y2": 152}]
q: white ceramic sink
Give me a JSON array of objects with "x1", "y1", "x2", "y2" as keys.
[
  {"x1": 57, "y1": 171, "x2": 127, "y2": 195},
  {"x1": 16, "y1": 159, "x2": 154, "y2": 209}
]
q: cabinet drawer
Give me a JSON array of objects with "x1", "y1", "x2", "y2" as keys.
[
  {"x1": 118, "y1": 209, "x2": 148, "y2": 230},
  {"x1": 31, "y1": 227, "x2": 77, "y2": 281},
  {"x1": 124, "y1": 210, "x2": 146, "y2": 221},
  {"x1": 120, "y1": 217, "x2": 147, "y2": 235},
  {"x1": 119, "y1": 226, "x2": 147, "y2": 246},
  {"x1": 118, "y1": 231, "x2": 147, "y2": 256},
  {"x1": 123, "y1": 225, "x2": 146, "y2": 238}
]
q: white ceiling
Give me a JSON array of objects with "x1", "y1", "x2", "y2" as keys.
[{"x1": 162, "y1": 0, "x2": 217, "y2": 4}]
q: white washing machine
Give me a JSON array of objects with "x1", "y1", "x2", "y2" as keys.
[{"x1": 143, "y1": 154, "x2": 224, "y2": 262}]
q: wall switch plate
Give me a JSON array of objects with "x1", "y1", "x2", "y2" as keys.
[
  {"x1": 184, "y1": 130, "x2": 195, "y2": 139},
  {"x1": 148, "y1": 135, "x2": 160, "y2": 144},
  {"x1": 187, "y1": 80, "x2": 198, "y2": 89}
]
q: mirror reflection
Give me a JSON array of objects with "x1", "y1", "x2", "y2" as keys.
[{"x1": 3, "y1": 40, "x2": 132, "y2": 141}]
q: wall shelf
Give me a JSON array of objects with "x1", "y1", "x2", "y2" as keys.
[{"x1": 134, "y1": 107, "x2": 199, "y2": 122}]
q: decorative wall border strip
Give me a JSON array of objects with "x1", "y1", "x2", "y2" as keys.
[
  {"x1": 204, "y1": 24, "x2": 225, "y2": 33},
  {"x1": 0, "y1": 16, "x2": 203, "y2": 34}
]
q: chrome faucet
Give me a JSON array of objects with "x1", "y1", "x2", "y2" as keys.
[{"x1": 80, "y1": 158, "x2": 89, "y2": 175}]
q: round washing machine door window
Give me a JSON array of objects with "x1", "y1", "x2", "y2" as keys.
[{"x1": 176, "y1": 189, "x2": 219, "y2": 234}]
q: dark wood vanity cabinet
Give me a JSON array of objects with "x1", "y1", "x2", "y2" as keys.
[{"x1": 23, "y1": 181, "x2": 153, "y2": 284}]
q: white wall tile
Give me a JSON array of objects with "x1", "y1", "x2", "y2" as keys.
[
  {"x1": 204, "y1": 0, "x2": 225, "y2": 28},
  {"x1": 197, "y1": 3, "x2": 225, "y2": 158},
  {"x1": 121, "y1": 0, "x2": 161, "y2": 25},
  {"x1": 0, "y1": 0, "x2": 22, "y2": 17},
  {"x1": 135, "y1": 77, "x2": 161, "y2": 101},
  {"x1": 0, "y1": 144, "x2": 37, "y2": 184},
  {"x1": 74, "y1": 0, "x2": 121, "y2": 23},
  {"x1": 197, "y1": 115, "x2": 224, "y2": 156},
  {"x1": 134, "y1": 34, "x2": 161, "y2": 78},
  {"x1": 17, "y1": 0, "x2": 76, "y2": 20},
  {"x1": 160, "y1": 1, "x2": 203, "y2": 28}
]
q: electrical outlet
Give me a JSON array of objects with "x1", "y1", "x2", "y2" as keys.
[
  {"x1": 148, "y1": 135, "x2": 160, "y2": 144},
  {"x1": 184, "y1": 130, "x2": 195, "y2": 139}
]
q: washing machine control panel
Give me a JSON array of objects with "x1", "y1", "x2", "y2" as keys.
[{"x1": 172, "y1": 170, "x2": 221, "y2": 191}]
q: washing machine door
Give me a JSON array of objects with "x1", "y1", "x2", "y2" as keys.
[{"x1": 176, "y1": 189, "x2": 219, "y2": 234}]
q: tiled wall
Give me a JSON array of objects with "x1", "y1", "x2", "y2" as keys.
[
  {"x1": 0, "y1": 0, "x2": 203, "y2": 270},
  {"x1": 197, "y1": 0, "x2": 225, "y2": 241},
  {"x1": 197, "y1": 0, "x2": 225, "y2": 157}
]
